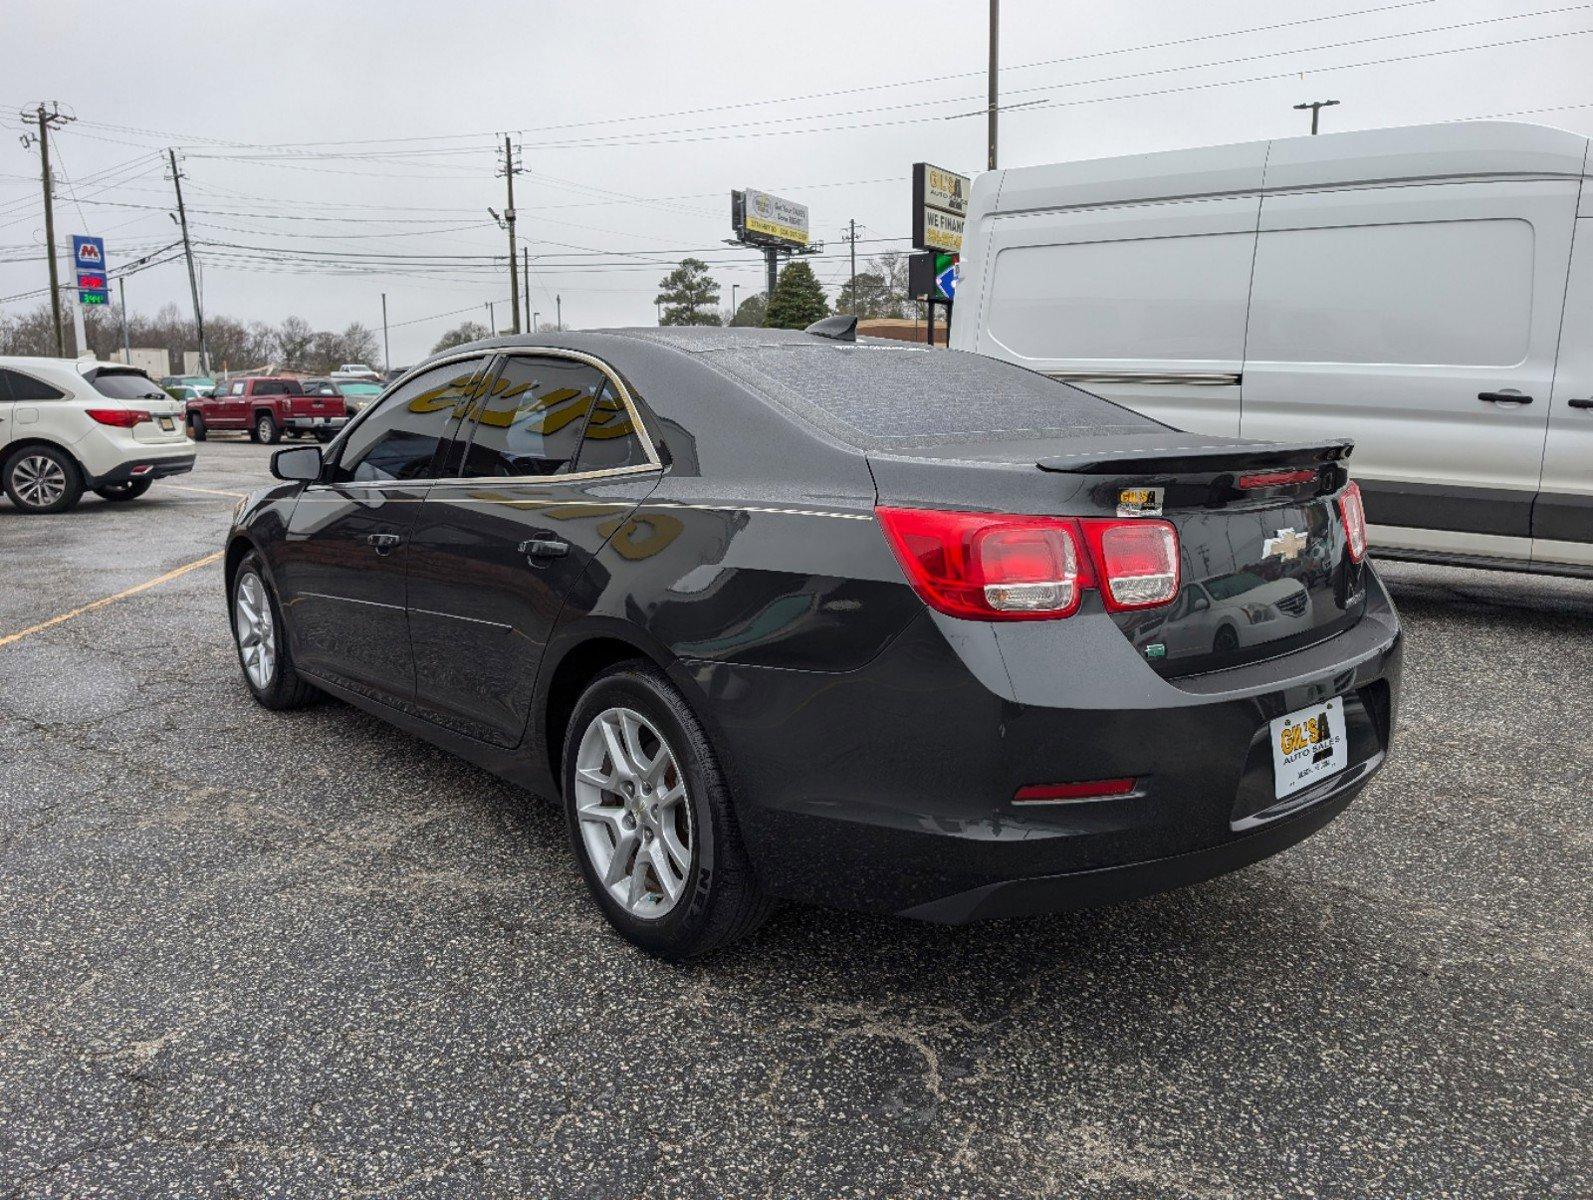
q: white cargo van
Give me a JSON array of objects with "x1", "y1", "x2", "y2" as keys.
[{"x1": 952, "y1": 121, "x2": 1593, "y2": 577}]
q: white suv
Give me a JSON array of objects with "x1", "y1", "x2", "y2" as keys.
[{"x1": 0, "y1": 357, "x2": 194, "y2": 514}]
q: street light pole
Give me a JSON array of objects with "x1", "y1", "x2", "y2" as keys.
[
  {"x1": 117, "y1": 275, "x2": 130, "y2": 364},
  {"x1": 380, "y1": 292, "x2": 390, "y2": 374},
  {"x1": 1293, "y1": 99, "x2": 1340, "y2": 135},
  {"x1": 731, "y1": 283, "x2": 739, "y2": 324}
]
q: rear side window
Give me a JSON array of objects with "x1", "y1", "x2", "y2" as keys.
[
  {"x1": 332, "y1": 359, "x2": 491, "y2": 483},
  {"x1": 87, "y1": 370, "x2": 167, "y2": 401},
  {"x1": 253, "y1": 379, "x2": 302, "y2": 396},
  {"x1": 573, "y1": 387, "x2": 650, "y2": 473},
  {"x1": 457, "y1": 355, "x2": 608, "y2": 478},
  {"x1": 708, "y1": 344, "x2": 1164, "y2": 446},
  {"x1": 0, "y1": 368, "x2": 66, "y2": 401}
]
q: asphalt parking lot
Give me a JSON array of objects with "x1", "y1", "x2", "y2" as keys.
[{"x1": 0, "y1": 438, "x2": 1588, "y2": 1199}]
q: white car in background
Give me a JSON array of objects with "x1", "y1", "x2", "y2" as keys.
[{"x1": 0, "y1": 357, "x2": 194, "y2": 514}]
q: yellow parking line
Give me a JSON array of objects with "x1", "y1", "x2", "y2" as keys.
[
  {"x1": 0, "y1": 551, "x2": 224, "y2": 650},
  {"x1": 163, "y1": 483, "x2": 247, "y2": 500}
]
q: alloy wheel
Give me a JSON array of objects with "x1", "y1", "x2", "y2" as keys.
[
  {"x1": 574, "y1": 706, "x2": 694, "y2": 920},
  {"x1": 11, "y1": 454, "x2": 67, "y2": 509},
  {"x1": 233, "y1": 571, "x2": 277, "y2": 690}
]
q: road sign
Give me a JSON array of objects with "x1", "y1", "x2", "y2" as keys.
[
  {"x1": 72, "y1": 235, "x2": 109, "y2": 306},
  {"x1": 912, "y1": 162, "x2": 970, "y2": 253}
]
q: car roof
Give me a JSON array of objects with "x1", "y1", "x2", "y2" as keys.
[{"x1": 0, "y1": 355, "x2": 154, "y2": 378}]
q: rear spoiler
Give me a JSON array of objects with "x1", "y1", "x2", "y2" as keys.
[{"x1": 1036, "y1": 436, "x2": 1353, "y2": 476}]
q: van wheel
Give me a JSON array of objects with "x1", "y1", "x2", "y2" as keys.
[
  {"x1": 563, "y1": 662, "x2": 772, "y2": 960},
  {"x1": 95, "y1": 478, "x2": 153, "y2": 502},
  {"x1": 251, "y1": 412, "x2": 281, "y2": 444},
  {"x1": 3, "y1": 445, "x2": 83, "y2": 514},
  {"x1": 187, "y1": 413, "x2": 207, "y2": 441}
]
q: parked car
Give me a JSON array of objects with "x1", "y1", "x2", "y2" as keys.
[
  {"x1": 223, "y1": 326, "x2": 1401, "y2": 958},
  {"x1": 1, "y1": 357, "x2": 193, "y2": 513},
  {"x1": 951, "y1": 120, "x2": 1593, "y2": 580},
  {"x1": 332, "y1": 363, "x2": 381, "y2": 382},
  {"x1": 159, "y1": 374, "x2": 214, "y2": 398},
  {"x1": 304, "y1": 376, "x2": 384, "y2": 416},
  {"x1": 187, "y1": 376, "x2": 348, "y2": 444}
]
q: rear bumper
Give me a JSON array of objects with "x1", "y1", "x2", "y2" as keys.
[
  {"x1": 86, "y1": 453, "x2": 195, "y2": 487},
  {"x1": 283, "y1": 415, "x2": 347, "y2": 431},
  {"x1": 687, "y1": 571, "x2": 1402, "y2": 921}
]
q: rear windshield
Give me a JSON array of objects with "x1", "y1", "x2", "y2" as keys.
[
  {"x1": 703, "y1": 344, "x2": 1164, "y2": 447},
  {"x1": 89, "y1": 370, "x2": 169, "y2": 401}
]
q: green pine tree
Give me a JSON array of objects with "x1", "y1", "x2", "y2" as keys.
[
  {"x1": 762, "y1": 261, "x2": 830, "y2": 329},
  {"x1": 655, "y1": 258, "x2": 723, "y2": 326}
]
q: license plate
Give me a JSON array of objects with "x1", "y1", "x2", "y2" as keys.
[
  {"x1": 159, "y1": 416, "x2": 175, "y2": 431},
  {"x1": 1270, "y1": 696, "x2": 1348, "y2": 799}
]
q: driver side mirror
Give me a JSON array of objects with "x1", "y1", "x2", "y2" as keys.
[{"x1": 271, "y1": 444, "x2": 323, "y2": 483}]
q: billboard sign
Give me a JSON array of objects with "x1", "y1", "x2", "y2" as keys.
[
  {"x1": 72, "y1": 235, "x2": 109, "y2": 306},
  {"x1": 734, "y1": 188, "x2": 809, "y2": 248},
  {"x1": 912, "y1": 162, "x2": 970, "y2": 253}
]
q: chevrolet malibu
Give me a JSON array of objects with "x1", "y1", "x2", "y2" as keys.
[{"x1": 224, "y1": 324, "x2": 1401, "y2": 958}]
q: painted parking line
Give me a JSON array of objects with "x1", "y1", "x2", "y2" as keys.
[
  {"x1": 163, "y1": 483, "x2": 248, "y2": 500},
  {"x1": 0, "y1": 551, "x2": 224, "y2": 651}
]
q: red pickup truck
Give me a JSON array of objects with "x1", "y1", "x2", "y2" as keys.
[{"x1": 185, "y1": 377, "x2": 349, "y2": 444}]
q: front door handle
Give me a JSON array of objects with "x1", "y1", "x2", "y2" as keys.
[
  {"x1": 1478, "y1": 390, "x2": 1533, "y2": 404},
  {"x1": 519, "y1": 537, "x2": 569, "y2": 560},
  {"x1": 1568, "y1": 397, "x2": 1593, "y2": 410},
  {"x1": 366, "y1": 532, "x2": 402, "y2": 556}
]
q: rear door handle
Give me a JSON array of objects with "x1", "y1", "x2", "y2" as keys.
[
  {"x1": 519, "y1": 537, "x2": 569, "y2": 560},
  {"x1": 1568, "y1": 397, "x2": 1593, "y2": 410},
  {"x1": 366, "y1": 532, "x2": 402, "y2": 555},
  {"x1": 1477, "y1": 390, "x2": 1532, "y2": 404}
]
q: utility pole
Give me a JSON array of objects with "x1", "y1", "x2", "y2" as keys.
[
  {"x1": 533, "y1": 311, "x2": 540, "y2": 332},
  {"x1": 843, "y1": 219, "x2": 858, "y2": 314},
  {"x1": 988, "y1": 0, "x2": 1000, "y2": 171},
  {"x1": 731, "y1": 283, "x2": 739, "y2": 323},
  {"x1": 496, "y1": 135, "x2": 522, "y2": 334},
  {"x1": 555, "y1": 293, "x2": 561, "y2": 331},
  {"x1": 1293, "y1": 99, "x2": 1339, "y2": 135},
  {"x1": 20, "y1": 103, "x2": 74, "y2": 357},
  {"x1": 117, "y1": 276, "x2": 130, "y2": 363},
  {"x1": 380, "y1": 292, "x2": 390, "y2": 373},
  {"x1": 167, "y1": 149, "x2": 209, "y2": 374},
  {"x1": 486, "y1": 301, "x2": 496, "y2": 335},
  {"x1": 522, "y1": 246, "x2": 531, "y2": 332}
]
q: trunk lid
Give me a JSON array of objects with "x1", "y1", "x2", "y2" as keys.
[{"x1": 870, "y1": 432, "x2": 1369, "y2": 678}]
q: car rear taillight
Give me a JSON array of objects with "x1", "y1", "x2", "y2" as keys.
[
  {"x1": 875, "y1": 507, "x2": 1089, "y2": 621},
  {"x1": 875, "y1": 508, "x2": 1181, "y2": 621},
  {"x1": 1078, "y1": 519, "x2": 1180, "y2": 611},
  {"x1": 1338, "y1": 481, "x2": 1368, "y2": 563},
  {"x1": 85, "y1": 408, "x2": 151, "y2": 428}
]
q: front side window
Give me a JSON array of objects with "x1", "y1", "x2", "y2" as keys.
[
  {"x1": 457, "y1": 356, "x2": 608, "y2": 478},
  {"x1": 0, "y1": 368, "x2": 66, "y2": 401},
  {"x1": 331, "y1": 358, "x2": 490, "y2": 483},
  {"x1": 229, "y1": 381, "x2": 246, "y2": 397}
]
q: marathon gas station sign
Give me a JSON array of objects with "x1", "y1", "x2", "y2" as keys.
[{"x1": 72, "y1": 235, "x2": 108, "y2": 306}]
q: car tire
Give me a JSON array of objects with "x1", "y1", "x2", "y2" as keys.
[
  {"x1": 187, "y1": 412, "x2": 207, "y2": 441},
  {"x1": 251, "y1": 412, "x2": 281, "y2": 445},
  {"x1": 94, "y1": 478, "x2": 154, "y2": 502},
  {"x1": 563, "y1": 662, "x2": 771, "y2": 960},
  {"x1": 313, "y1": 430, "x2": 334, "y2": 444},
  {"x1": 2, "y1": 445, "x2": 84, "y2": 514},
  {"x1": 1214, "y1": 625, "x2": 1239, "y2": 653},
  {"x1": 230, "y1": 552, "x2": 316, "y2": 710}
]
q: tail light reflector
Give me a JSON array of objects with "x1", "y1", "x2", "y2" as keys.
[
  {"x1": 85, "y1": 408, "x2": 151, "y2": 428},
  {"x1": 1237, "y1": 468, "x2": 1317, "y2": 490},
  {"x1": 1079, "y1": 519, "x2": 1180, "y2": 611},
  {"x1": 1338, "y1": 481, "x2": 1368, "y2": 563},
  {"x1": 1015, "y1": 778, "x2": 1137, "y2": 804},
  {"x1": 875, "y1": 507, "x2": 1088, "y2": 621}
]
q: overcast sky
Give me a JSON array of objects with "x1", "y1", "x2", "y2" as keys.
[{"x1": 3, "y1": 0, "x2": 1590, "y2": 364}]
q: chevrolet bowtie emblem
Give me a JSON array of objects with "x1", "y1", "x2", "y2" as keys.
[{"x1": 1263, "y1": 528, "x2": 1308, "y2": 561}]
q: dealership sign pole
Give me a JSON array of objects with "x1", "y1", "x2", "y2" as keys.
[{"x1": 910, "y1": 162, "x2": 970, "y2": 345}]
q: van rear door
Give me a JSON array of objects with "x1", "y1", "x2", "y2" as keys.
[{"x1": 1239, "y1": 179, "x2": 1574, "y2": 559}]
